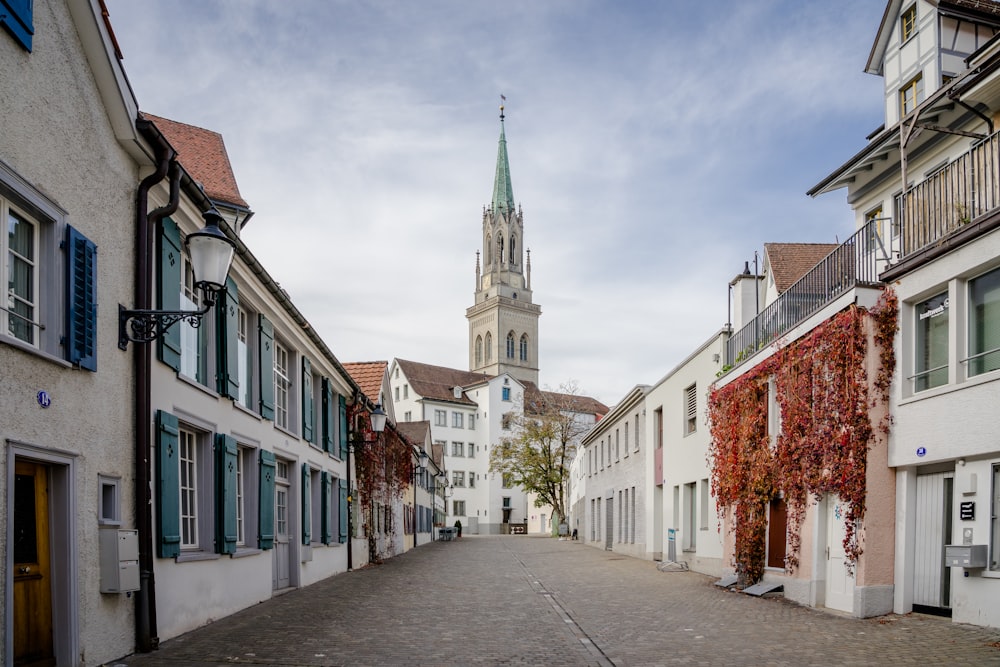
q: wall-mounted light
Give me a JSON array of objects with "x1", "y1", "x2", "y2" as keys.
[{"x1": 119, "y1": 207, "x2": 235, "y2": 349}]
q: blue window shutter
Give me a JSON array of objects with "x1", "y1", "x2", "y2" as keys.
[
  {"x1": 156, "y1": 217, "x2": 182, "y2": 371},
  {"x1": 258, "y1": 450, "x2": 276, "y2": 550},
  {"x1": 215, "y1": 277, "x2": 239, "y2": 398},
  {"x1": 321, "y1": 471, "x2": 333, "y2": 545},
  {"x1": 64, "y1": 225, "x2": 97, "y2": 371},
  {"x1": 258, "y1": 314, "x2": 275, "y2": 419},
  {"x1": 321, "y1": 378, "x2": 335, "y2": 454},
  {"x1": 339, "y1": 478, "x2": 348, "y2": 543},
  {"x1": 301, "y1": 463, "x2": 311, "y2": 545},
  {"x1": 338, "y1": 394, "x2": 348, "y2": 460},
  {"x1": 0, "y1": 0, "x2": 33, "y2": 51},
  {"x1": 155, "y1": 411, "x2": 181, "y2": 558},
  {"x1": 214, "y1": 434, "x2": 238, "y2": 555},
  {"x1": 302, "y1": 358, "x2": 314, "y2": 443}
]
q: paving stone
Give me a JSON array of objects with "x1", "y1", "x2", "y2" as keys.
[{"x1": 114, "y1": 536, "x2": 1000, "y2": 666}]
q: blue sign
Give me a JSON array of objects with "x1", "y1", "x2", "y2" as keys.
[
  {"x1": 37, "y1": 390, "x2": 51, "y2": 408},
  {"x1": 916, "y1": 446, "x2": 927, "y2": 457}
]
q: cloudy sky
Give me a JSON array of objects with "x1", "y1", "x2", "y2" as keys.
[{"x1": 104, "y1": 0, "x2": 887, "y2": 406}]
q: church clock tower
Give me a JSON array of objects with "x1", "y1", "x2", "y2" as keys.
[{"x1": 467, "y1": 102, "x2": 541, "y2": 385}]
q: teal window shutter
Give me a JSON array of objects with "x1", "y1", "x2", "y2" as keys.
[
  {"x1": 338, "y1": 394, "x2": 348, "y2": 460},
  {"x1": 0, "y1": 0, "x2": 33, "y2": 51},
  {"x1": 321, "y1": 378, "x2": 335, "y2": 454},
  {"x1": 339, "y1": 478, "x2": 348, "y2": 543},
  {"x1": 214, "y1": 434, "x2": 238, "y2": 555},
  {"x1": 258, "y1": 314, "x2": 275, "y2": 419},
  {"x1": 301, "y1": 463, "x2": 311, "y2": 545},
  {"x1": 215, "y1": 277, "x2": 239, "y2": 399},
  {"x1": 156, "y1": 217, "x2": 182, "y2": 371},
  {"x1": 321, "y1": 471, "x2": 333, "y2": 544},
  {"x1": 155, "y1": 411, "x2": 181, "y2": 558},
  {"x1": 65, "y1": 225, "x2": 98, "y2": 371},
  {"x1": 302, "y1": 358, "x2": 315, "y2": 443},
  {"x1": 258, "y1": 450, "x2": 276, "y2": 550}
]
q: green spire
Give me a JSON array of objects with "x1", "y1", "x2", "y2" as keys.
[{"x1": 492, "y1": 103, "x2": 514, "y2": 214}]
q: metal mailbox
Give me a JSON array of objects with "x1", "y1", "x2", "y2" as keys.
[
  {"x1": 944, "y1": 544, "x2": 988, "y2": 569},
  {"x1": 100, "y1": 528, "x2": 140, "y2": 593}
]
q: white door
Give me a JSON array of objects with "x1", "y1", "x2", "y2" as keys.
[
  {"x1": 825, "y1": 496, "x2": 856, "y2": 613},
  {"x1": 913, "y1": 472, "x2": 953, "y2": 610},
  {"x1": 605, "y1": 498, "x2": 614, "y2": 550},
  {"x1": 273, "y1": 477, "x2": 290, "y2": 590}
]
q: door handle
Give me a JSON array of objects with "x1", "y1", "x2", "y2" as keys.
[{"x1": 18, "y1": 566, "x2": 30, "y2": 574}]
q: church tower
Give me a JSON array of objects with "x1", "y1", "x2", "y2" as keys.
[{"x1": 467, "y1": 102, "x2": 541, "y2": 385}]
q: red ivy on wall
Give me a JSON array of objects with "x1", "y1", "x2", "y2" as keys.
[
  {"x1": 708, "y1": 289, "x2": 898, "y2": 585},
  {"x1": 349, "y1": 402, "x2": 413, "y2": 563}
]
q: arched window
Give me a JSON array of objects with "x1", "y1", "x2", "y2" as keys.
[
  {"x1": 485, "y1": 332, "x2": 492, "y2": 363},
  {"x1": 519, "y1": 334, "x2": 528, "y2": 361},
  {"x1": 485, "y1": 235, "x2": 492, "y2": 265},
  {"x1": 475, "y1": 335, "x2": 483, "y2": 366},
  {"x1": 506, "y1": 332, "x2": 515, "y2": 359},
  {"x1": 509, "y1": 235, "x2": 517, "y2": 265},
  {"x1": 497, "y1": 234, "x2": 504, "y2": 264}
]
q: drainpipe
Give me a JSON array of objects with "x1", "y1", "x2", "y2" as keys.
[{"x1": 134, "y1": 117, "x2": 180, "y2": 652}]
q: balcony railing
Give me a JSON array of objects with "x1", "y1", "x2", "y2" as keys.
[
  {"x1": 894, "y1": 130, "x2": 1000, "y2": 257},
  {"x1": 725, "y1": 221, "x2": 886, "y2": 372}
]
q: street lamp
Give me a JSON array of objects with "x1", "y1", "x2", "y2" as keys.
[
  {"x1": 347, "y1": 402, "x2": 386, "y2": 571},
  {"x1": 119, "y1": 207, "x2": 236, "y2": 349},
  {"x1": 412, "y1": 448, "x2": 428, "y2": 548}
]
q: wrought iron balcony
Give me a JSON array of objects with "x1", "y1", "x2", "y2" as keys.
[
  {"x1": 894, "y1": 130, "x2": 1000, "y2": 258},
  {"x1": 724, "y1": 221, "x2": 887, "y2": 373}
]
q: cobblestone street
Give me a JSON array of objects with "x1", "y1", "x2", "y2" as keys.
[{"x1": 115, "y1": 536, "x2": 1000, "y2": 666}]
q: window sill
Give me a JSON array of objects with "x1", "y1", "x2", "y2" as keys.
[
  {"x1": 274, "y1": 424, "x2": 299, "y2": 440},
  {"x1": 0, "y1": 335, "x2": 72, "y2": 369},
  {"x1": 175, "y1": 550, "x2": 222, "y2": 563},
  {"x1": 233, "y1": 401, "x2": 263, "y2": 421},
  {"x1": 176, "y1": 372, "x2": 220, "y2": 398},
  {"x1": 231, "y1": 547, "x2": 261, "y2": 559},
  {"x1": 899, "y1": 370, "x2": 1000, "y2": 405}
]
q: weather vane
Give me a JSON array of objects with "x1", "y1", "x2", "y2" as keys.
[{"x1": 500, "y1": 93, "x2": 506, "y2": 120}]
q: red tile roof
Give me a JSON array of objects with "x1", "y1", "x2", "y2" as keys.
[
  {"x1": 523, "y1": 381, "x2": 610, "y2": 417},
  {"x1": 343, "y1": 361, "x2": 388, "y2": 403},
  {"x1": 395, "y1": 359, "x2": 490, "y2": 405},
  {"x1": 143, "y1": 113, "x2": 249, "y2": 209},
  {"x1": 764, "y1": 243, "x2": 839, "y2": 294},
  {"x1": 395, "y1": 421, "x2": 430, "y2": 447}
]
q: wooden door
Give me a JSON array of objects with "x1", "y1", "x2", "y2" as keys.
[{"x1": 13, "y1": 460, "x2": 54, "y2": 666}]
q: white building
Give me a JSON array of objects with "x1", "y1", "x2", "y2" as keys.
[{"x1": 811, "y1": 0, "x2": 1000, "y2": 627}]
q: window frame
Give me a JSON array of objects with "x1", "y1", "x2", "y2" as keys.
[
  {"x1": 452, "y1": 471, "x2": 465, "y2": 487},
  {"x1": 452, "y1": 412, "x2": 464, "y2": 429},
  {"x1": 900, "y1": 4, "x2": 917, "y2": 43},
  {"x1": 451, "y1": 441, "x2": 464, "y2": 457},
  {"x1": 968, "y1": 266, "x2": 1000, "y2": 378},
  {"x1": 452, "y1": 500, "x2": 466, "y2": 516},
  {"x1": 900, "y1": 74, "x2": 923, "y2": 117},
  {"x1": 434, "y1": 409, "x2": 447, "y2": 427},
  {"x1": 274, "y1": 340, "x2": 292, "y2": 430},
  {"x1": 914, "y1": 291, "x2": 949, "y2": 392},
  {"x1": 991, "y1": 463, "x2": 1000, "y2": 570},
  {"x1": 684, "y1": 383, "x2": 698, "y2": 435}
]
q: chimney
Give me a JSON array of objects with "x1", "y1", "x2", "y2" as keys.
[{"x1": 730, "y1": 261, "x2": 761, "y2": 331}]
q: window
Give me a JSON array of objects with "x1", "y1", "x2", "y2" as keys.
[
  {"x1": 469, "y1": 414, "x2": 476, "y2": 430},
  {"x1": 635, "y1": 415, "x2": 640, "y2": 451},
  {"x1": 654, "y1": 407, "x2": 663, "y2": 448},
  {"x1": 395, "y1": 386, "x2": 400, "y2": 401},
  {"x1": 506, "y1": 331, "x2": 515, "y2": 358},
  {"x1": 502, "y1": 413, "x2": 513, "y2": 429},
  {"x1": 915, "y1": 292, "x2": 949, "y2": 391},
  {"x1": 274, "y1": 342, "x2": 291, "y2": 429},
  {"x1": 451, "y1": 442, "x2": 464, "y2": 457},
  {"x1": 179, "y1": 427, "x2": 200, "y2": 549},
  {"x1": 991, "y1": 464, "x2": 1000, "y2": 570},
  {"x1": 684, "y1": 384, "x2": 697, "y2": 435},
  {"x1": 99, "y1": 476, "x2": 122, "y2": 526},
  {"x1": 453, "y1": 500, "x2": 466, "y2": 516},
  {"x1": 404, "y1": 411, "x2": 412, "y2": 421},
  {"x1": 502, "y1": 387, "x2": 511, "y2": 401},
  {"x1": 452, "y1": 412, "x2": 464, "y2": 428},
  {"x1": 452, "y1": 471, "x2": 465, "y2": 487},
  {"x1": 485, "y1": 332, "x2": 492, "y2": 363},
  {"x1": 475, "y1": 335, "x2": 483, "y2": 366},
  {"x1": 900, "y1": 74, "x2": 923, "y2": 117},
  {"x1": 0, "y1": 0, "x2": 33, "y2": 51},
  {"x1": 520, "y1": 334, "x2": 528, "y2": 361},
  {"x1": 4, "y1": 205, "x2": 35, "y2": 344},
  {"x1": 615, "y1": 430, "x2": 620, "y2": 461},
  {"x1": 700, "y1": 478, "x2": 710, "y2": 531},
  {"x1": 403, "y1": 384, "x2": 409, "y2": 399},
  {"x1": 237, "y1": 307, "x2": 252, "y2": 407},
  {"x1": 969, "y1": 267, "x2": 1000, "y2": 377},
  {"x1": 865, "y1": 206, "x2": 887, "y2": 248},
  {"x1": 467, "y1": 443, "x2": 475, "y2": 458},
  {"x1": 234, "y1": 445, "x2": 261, "y2": 549},
  {"x1": 900, "y1": 4, "x2": 916, "y2": 42},
  {"x1": 497, "y1": 234, "x2": 504, "y2": 264},
  {"x1": 502, "y1": 496, "x2": 511, "y2": 509},
  {"x1": 509, "y1": 235, "x2": 517, "y2": 265},
  {"x1": 624, "y1": 422, "x2": 629, "y2": 455},
  {"x1": 435, "y1": 410, "x2": 447, "y2": 426},
  {"x1": 469, "y1": 473, "x2": 476, "y2": 488},
  {"x1": 502, "y1": 473, "x2": 513, "y2": 488},
  {"x1": 180, "y1": 257, "x2": 209, "y2": 383}
]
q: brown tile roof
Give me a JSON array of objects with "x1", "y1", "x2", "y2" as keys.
[
  {"x1": 343, "y1": 361, "x2": 387, "y2": 402},
  {"x1": 431, "y1": 442, "x2": 445, "y2": 469},
  {"x1": 395, "y1": 421, "x2": 430, "y2": 447},
  {"x1": 764, "y1": 243, "x2": 839, "y2": 294},
  {"x1": 395, "y1": 359, "x2": 490, "y2": 405},
  {"x1": 522, "y1": 381, "x2": 610, "y2": 417},
  {"x1": 944, "y1": 1, "x2": 1000, "y2": 20},
  {"x1": 143, "y1": 113, "x2": 249, "y2": 209}
]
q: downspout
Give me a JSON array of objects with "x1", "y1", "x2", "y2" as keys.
[{"x1": 134, "y1": 117, "x2": 180, "y2": 653}]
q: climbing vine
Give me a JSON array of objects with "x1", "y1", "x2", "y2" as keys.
[
  {"x1": 349, "y1": 402, "x2": 413, "y2": 564},
  {"x1": 708, "y1": 289, "x2": 898, "y2": 586}
]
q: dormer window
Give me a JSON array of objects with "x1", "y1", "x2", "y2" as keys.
[
  {"x1": 900, "y1": 74, "x2": 922, "y2": 117},
  {"x1": 900, "y1": 5, "x2": 917, "y2": 43}
]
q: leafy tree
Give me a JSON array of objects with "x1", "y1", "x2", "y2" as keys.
[{"x1": 488, "y1": 381, "x2": 595, "y2": 532}]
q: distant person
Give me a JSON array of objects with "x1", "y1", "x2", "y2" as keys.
[
  {"x1": 454, "y1": 520, "x2": 462, "y2": 538},
  {"x1": 572, "y1": 528, "x2": 578, "y2": 541}
]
